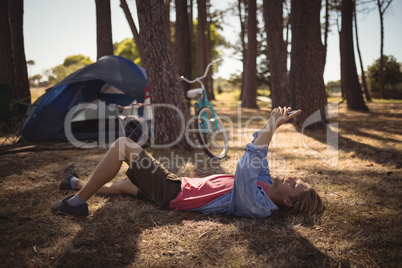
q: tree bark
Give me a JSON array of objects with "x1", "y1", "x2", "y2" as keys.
[
  {"x1": 165, "y1": 0, "x2": 172, "y2": 43},
  {"x1": 8, "y1": 0, "x2": 30, "y2": 104},
  {"x1": 95, "y1": 0, "x2": 113, "y2": 60},
  {"x1": 136, "y1": 0, "x2": 189, "y2": 146},
  {"x1": 189, "y1": 0, "x2": 193, "y2": 38},
  {"x1": 354, "y1": 1, "x2": 371, "y2": 101},
  {"x1": 0, "y1": 0, "x2": 15, "y2": 92},
  {"x1": 263, "y1": 0, "x2": 290, "y2": 108},
  {"x1": 197, "y1": 0, "x2": 213, "y2": 99},
  {"x1": 378, "y1": 0, "x2": 385, "y2": 98},
  {"x1": 241, "y1": 0, "x2": 258, "y2": 109},
  {"x1": 120, "y1": 0, "x2": 143, "y2": 60},
  {"x1": 238, "y1": 0, "x2": 247, "y2": 100},
  {"x1": 324, "y1": 0, "x2": 329, "y2": 63},
  {"x1": 340, "y1": 0, "x2": 368, "y2": 111},
  {"x1": 376, "y1": 0, "x2": 393, "y2": 99},
  {"x1": 289, "y1": 0, "x2": 327, "y2": 128},
  {"x1": 175, "y1": 0, "x2": 192, "y2": 105},
  {"x1": 206, "y1": 0, "x2": 213, "y2": 98}
]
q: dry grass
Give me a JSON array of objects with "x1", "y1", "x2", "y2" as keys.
[
  {"x1": 0, "y1": 95, "x2": 401, "y2": 267},
  {"x1": 30, "y1": 87, "x2": 47, "y2": 103}
]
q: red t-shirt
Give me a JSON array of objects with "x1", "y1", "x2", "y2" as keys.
[{"x1": 169, "y1": 174, "x2": 269, "y2": 211}]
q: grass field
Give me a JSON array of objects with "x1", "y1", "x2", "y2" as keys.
[{"x1": 0, "y1": 90, "x2": 401, "y2": 267}]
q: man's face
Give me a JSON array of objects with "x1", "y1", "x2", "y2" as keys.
[{"x1": 273, "y1": 177, "x2": 308, "y2": 201}]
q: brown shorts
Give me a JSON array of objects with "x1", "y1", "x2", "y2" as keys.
[{"x1": 126, "y1": 150, "x2": 181, "y2": 209}]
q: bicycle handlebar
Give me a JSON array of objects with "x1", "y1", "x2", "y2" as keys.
[{"x1": 180, "y1": 58, "x2": 223, "y2": 84}]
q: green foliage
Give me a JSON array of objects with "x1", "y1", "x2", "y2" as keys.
[
  {"x1": 113, "y1": 38, "x2": 141, "y2": 65},
  {"x1": 190, "y1": 20, "x2": 225, "y2": 78},
  {"x1": 209, "y1": 23, "x2": 225, "y2": 61},
  {"x1": 63, "y1": 55, "x2": 93, "y2": 67},
  {"x1": 325, "y1": 80, "x2": 341, "y2": 96},
  {"x1": 228, "y1": 1, "x2": 269, "y2": 87},
  {"x1": 29, "y1": 74, "x2": 42, "y2": 87},
  {"x1": 26, "y1": 60, "x2": 35, "y2": 66},
  {"x1": 228, "y1": 71, "x2": 243, "y2": 87},
  {"x1": 47, "y1": 63, "x2": 85, "y2": 85},
  {"x1": 256, "y1": 88, "x2": 271, "y2": 97},
  {"x1": 367, "y1": 55, "x2": 402, "y2": 92},
  {"x1": 45, "y1": 55, "x2": 93, "y2": 85}
]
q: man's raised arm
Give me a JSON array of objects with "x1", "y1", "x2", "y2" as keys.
[{"x1": 253, "y1": 107, "x2": 301, "y2": 148}]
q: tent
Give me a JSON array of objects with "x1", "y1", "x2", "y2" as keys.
[{"x1": 21, "y1": 55, "x2": 148, "y2": 143}]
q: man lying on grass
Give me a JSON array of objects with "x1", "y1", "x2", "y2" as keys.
[{"x1": 52, "y1": 106, "x2": 324, "y2": 218}]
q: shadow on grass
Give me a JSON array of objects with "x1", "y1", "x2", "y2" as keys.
[
  {"x1": 0, "y1": 142, "x2": 341, "y2": 266},
  {"x1": 302, "y1": 127, "x2": 401, "y2": 168},
  {"x1": 53, "y1": 198, "x2": 142, "y2": 267},
  {"x1": 300, "y1": 102, "x2": 402, "y2": 168},
  {"x1": 50, "y1": 197, "x2": 341, "y2": 267}
]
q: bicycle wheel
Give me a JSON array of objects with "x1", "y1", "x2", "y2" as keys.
[{"x1": 195, "y1": 107, "x2": 228, "y2": 159}]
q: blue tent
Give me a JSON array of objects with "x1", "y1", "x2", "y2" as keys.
[{"x1": 21, "y1": 55, "x2": 148, "y2": 142}]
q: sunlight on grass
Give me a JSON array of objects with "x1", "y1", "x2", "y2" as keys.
[
  {"x1": 215, "y1": 89, "x2": 241, "y2": 102},
  {"x1": 30, "y1": 87, "x2": 47, "y2": 103},
  {"x1": 327, "y1": 95, "x2": 402, "y2": 104},
  {"x1": 371, "y1": 98, "x2": 402, "y2": 104},
  {"x1": 257, "y1": 88, "x2": 271, "y2": 97}
]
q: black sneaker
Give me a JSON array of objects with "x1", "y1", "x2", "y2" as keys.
[
  {"x1": 60, "y1": 164, "x2": 79, "y2": 190},
  {"x1": 51, "y1": 195, "x2": 89, "y2": 216}
]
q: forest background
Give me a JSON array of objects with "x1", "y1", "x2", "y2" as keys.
[
  {"x1": 24, "y1": 0, "x2": 402, "y2": 87},
  {"x1": 1, "y1": 0, "x2": 402, "y2": 267}
]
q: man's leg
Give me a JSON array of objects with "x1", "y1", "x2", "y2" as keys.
[
  {"x1": 52, "y1": 137, "x2": 143, "y2": 216},
  {"x1": 76, "y1": 137, "x2": 143, "y2": 201},
  {"x1": 74, "y1": 178, "x2": 138, "y2": 195}
]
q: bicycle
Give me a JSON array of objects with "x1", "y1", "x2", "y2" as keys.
[{"x1": 180, "y1": 59, "x2": 229, "y2": 159}]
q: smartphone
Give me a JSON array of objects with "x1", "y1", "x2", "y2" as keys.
[{"x1": 287, "y1": 110, "x2": 299, "y2": 116}]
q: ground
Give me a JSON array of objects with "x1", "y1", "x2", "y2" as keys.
[{"x1": 0, "y1": 91, "x2": 401, "y2": 267}]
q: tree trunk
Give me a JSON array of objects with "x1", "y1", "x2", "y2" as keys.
[
  {"x1": 8, "y1": 0, "x2": 30, "y2": 105},
  {"x1": 189, "y1": 0, "x2": 193, "y2": 38},
  {"x1": 238, "y1": 0, "x2": 246, "y2": 100},
  {"x1": 289, "y1": 0, "x2": 327, "y2": 128},
  {"x1": 377, "y1": 0, "x2": 385, "y2": 99},
  {"x1": 0, "y1": 0, "x2": 15, "y2": 92},
  {"x1": 338, "y1": 28, "x2": 346, "y2": 100},
  {"x1": 284, "y1": 1, "x2": 290, "y2": 50},
  {"x1": 197, "y1": 0, "x2": 213, "y2": 99},
  {"x1": 95, "y1": 0, "x2": 113, "y2": 60},
  {"x1": 241, "y1": 0, "x2": 258, "y2": 109},
  {"x1": 353, "y1": 1, "x2": 371, "y2": 101},
  {"x1": 377, "y1": 0, "x2": 386, "y2": 99},
  {"x1": 165, "y1": 0, "x2": 172, "y2": 43},
  {"x1": 120, "y1": 0, "x2": 143, "y2": 60},
  {"x1": 324, "y1": 0, "x2": 329, "y2": 63},
  {"x1": 340, "y1": 0, "x2": 368, "y2": 111},
  {"x1": 206, "y1": 0, "x2": 214, "y2": 99},
  {"x1": 175, "y1": 0, "x2": 192, "y2": 106},
  {"x1": 263, "y1": 0, "x2": 290, "y2": 108},
  {"x1": 136, "y1": 0, "x2": 189, "y2": 146}
]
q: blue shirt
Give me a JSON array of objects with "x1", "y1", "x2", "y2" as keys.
[{"x1": 188, "y1": 131, "x2": 279, "y2": 218}]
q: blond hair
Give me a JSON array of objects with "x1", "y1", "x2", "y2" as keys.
[{"x1": 274, "y1": 187, "x2": 325, "y2": 216}]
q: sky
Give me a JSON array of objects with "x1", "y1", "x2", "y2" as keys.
[{"x1": 24, "y1": 0, "x2": 402, "y2": 83}]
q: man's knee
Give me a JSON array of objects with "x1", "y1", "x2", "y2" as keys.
[
  {"x1": 109, "y1": 137, "x2": 137, "y2": 159},
  {"x1": 112, "y1": 137, "x2": 140, "y2": 150},
  {"x1": 113, "y1": 137, "x2": 133, "y2": 146},
  {"x1": 113, "y1": 137, "x2": 143, "y2": 161}
]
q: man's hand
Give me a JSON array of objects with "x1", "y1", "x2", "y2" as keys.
[
  {"x1": 269, "y1": 107, "x2": 301, "y2": 128},
  {"x1": 253, "y1": 107, "x2": 301, "y2": 148}
]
